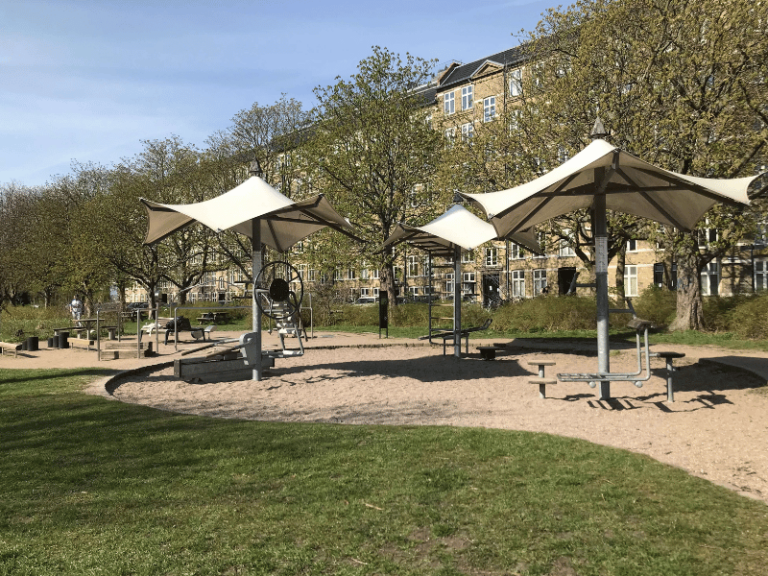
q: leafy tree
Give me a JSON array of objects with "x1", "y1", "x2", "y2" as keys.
[
  {"x1": 514, "y1": 0, "x2": 768, "y2": 329},
  {"x1": 205, "y1": 96, "x2": 311, "y2": 282},
  {"x1": 301, "y1": 47, "x2": 446, "y2": 307},
  {"x1": 98, "y1": 137, "x2": 220, "y2": 308}
]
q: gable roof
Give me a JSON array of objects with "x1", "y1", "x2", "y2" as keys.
[{"x1": 438, "y1": 45, "x2": 528, "y2": 90}]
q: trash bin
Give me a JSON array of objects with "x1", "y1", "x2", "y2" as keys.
[
  {"x1": 58, "y1": 332, "x2": 70, "y2": 349},
  {"x1": 26, "y1": 336, "x2": 39, "y2": 351},
  {"x1": 48, "y1": 337, "x2": 55, "y2": 348}
]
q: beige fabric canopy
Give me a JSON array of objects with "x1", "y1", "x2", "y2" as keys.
[
  {"x1": 461, "y1": 139, "x2": 758, "y2": 236},
  {"x1": 381, "y1": 204, "x2": 540, "y2": 257},
  {"x1": 141, "y1": 176, "x2": 356, "y2": 251}
]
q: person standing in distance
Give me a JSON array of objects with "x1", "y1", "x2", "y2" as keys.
[{"x1": 69, "y1": 295, "x2": 83, "y2": 324}]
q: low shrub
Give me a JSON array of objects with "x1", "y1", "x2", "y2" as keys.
[
  {"x1": 717, "y1": 292, "x2": 768, "y2": 339},
  {"x1": 632, "y1": 286, "x2": 677, "y2": 327},
  {"x1": 492, "y1": 295, "x2": 597, "y2": 332}
]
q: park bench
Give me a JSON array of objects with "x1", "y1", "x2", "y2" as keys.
[
  {"x1": 0, "y1": 341, "x2": 23, "y2": 357},
  {"x1": 420, "y1": 319, "x2": 492, "y2": 355}
]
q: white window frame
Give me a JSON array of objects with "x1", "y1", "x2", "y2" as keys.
[
  {"x1": 461, "y1": 250, "x2": 475, "y2": 264},
  {"x1": 443, "y1": 92, "x2": 455, "y2": 115},
  {"x1": 509, "y1": 68, "x2": 523, "y2": 97},
  {"x1": 533, "y1": 269, "x2": 547, "y2": 296},
  {"x1": 559, "y1": 233, "x2": 575, "y2": 257},
  {"x1": 360, "y1": 287, "x2": 370, "y2": 297},
  {"x1": 461, "y1": 122, "x2": 474, "y2": 141},
  {"x1": 511, "y1": 270, "x2": 526, "y2": 299},
  {"x1": 461, "y1": 85, "x2": 473, "y2": 111},
  {"x1": 509, "y1": 243, "x2": 525, "y2": 260},
  {"x1": 755, "y1": 259, "x2": 768, "y2": 291},
  {"x1": 483, "y1": 96, "x2": 496, "y2": 122},
  {"x1": 701, "y1": 261, "x2": 720, "y2": 296},
  {"x1": 624, "y1": 265, "x2": 639, "y2": 297},
  {"x1": 407, "y1": 255, "x2": 419, "y2": 277},
  {"x1": 627, "y1": 239, "x2": 638, "y2": 252},
  {"x1": 485, "y1": 247, "x2": 498, "y2": 266}
]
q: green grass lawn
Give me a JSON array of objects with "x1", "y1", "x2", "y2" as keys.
[{"x1": 1, "y1": 369, "x2": 767, "y2": 575}]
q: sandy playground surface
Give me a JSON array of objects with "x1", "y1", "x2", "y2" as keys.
[{"x1": 4, "y1": 329, "x2": 768, "y2": 504}]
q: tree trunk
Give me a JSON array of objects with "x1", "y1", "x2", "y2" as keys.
[
  {"x1": 669, "y1": 241, "x2": 705, "y2": 331},
  {"x1": 614, "y1": 246, "x2": 626, "y2": 304},
  {"x1": 381, "y1": 264, "x2": 398, "y2": 313}
]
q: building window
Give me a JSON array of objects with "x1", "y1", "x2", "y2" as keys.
[
  {"x1": 444, "y1": 92, "x2": 455, "y2": 115},
  {"x1": 334, "y1": 269, "x2": 342, "y2": 281},
  {"x1": 533, "y1": 269, "x2": 547, "y2": 296},
  {"x1": 653, "y1": 263, "x2": 664, "y2": 287},
  {"x1": 346, "y1": 268, "x2": 356, "y2": 280},
  {"x1": 407, "y1": 255, "x2": 419, "y2": 277},
  {"x1": 558, "y1": 238, "x2": 575, "y2": 257},
  {"x1": 360, "y1": 288, "x2": 370, "y2": 297},
  {"x1": 698, "y1": 223, "x2": 718, "y2": 247},
  {"x1": 461, "y1": 122, "x2": 474, "y2": 141},
  {"x1": 461, "y1": 85, "x2": 473, "y2": 111},
  {"x1": 408, "y1": 286, "x2": 419, "y2": 297},
  {"x1": 308, "y1": 269, "x2": 317, "y2": 282},
  {"x1": 361, "y1": 267, "x2": 369, "y2": 280},
  {"x1": 483, "y1": 96, "x2": 496, "y2": 122},
  {"x1": 485, "y1": 247, "x2": 498, "y2": 266},
  {"x1": 445, "y1": 273, "x2": 454, "y2": 294},
  {"x1": 444, "y1": 127, "x2": 456, "y2": 143},
  {"x1": 373, "y1": 287, "x2": 380, "y2": 297},
  {"x1": 294, "y1": 241, "x2": 304, "y2": 253},
  {"x1": 624, "y1": 265, "x2": 639, "y2": 297},
  {"x1": 511, "y1": 270, "x2": 526, "y2": 298},
  {"x1": 509, "y1": 243, "x2": 525, "y2": 260},
  {"x1": 509, "y1": 68, "x2": 523, "y2": 97},
  {"x1": 372, "y1": 268, "x2": 380, "y2": 279},
  {"x1": 755, "y1": 259, "x2": 768, "y2": 291},
  {"x1": 701, "y1": 261, "x2": 719, "y2": 296},
  {"x1": 509, "y1": 109, "x2": 521, "y2": 132},
  {"x1": 463, "y1": 272, "x2": 476, "y2": 283},
  {"x1": 627, "y1": 239, "x2": 638, "y2": 252},
  {"x1": 462, "y1": 250, "x2": 475, "y2": 263}
]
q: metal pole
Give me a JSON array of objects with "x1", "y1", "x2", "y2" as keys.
[
  {"x1": 594, "y1": 192, "x2": 610, "y2": 400},
  {"x1": 252, "y1": 218, "x2": 263, "y2": 381},
  {"x1": 453, "y1": 245, "x2": 462, "y2": 358}
]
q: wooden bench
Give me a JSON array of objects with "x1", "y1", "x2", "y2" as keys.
[
  {"x1": 528, "y1": 360, "x2": 557, "y2": 399},
  {"x1": 0, "y1": 341, "x2": 23, "y2": 357}
]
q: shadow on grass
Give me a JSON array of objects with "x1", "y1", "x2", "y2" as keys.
[{"x1": 0, "y1": 368, "x2": 115, "y2": 386}]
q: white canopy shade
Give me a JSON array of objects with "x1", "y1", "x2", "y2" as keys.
[
  {"x1": 141, "y1": 176, "x2": 357, "y2": 252},
  {"x1": 381, "y1": 204, "x2": 540, "y2": 257},
  {"x1": 461, "y1": 139, "x2": 758, "y2": 236}
]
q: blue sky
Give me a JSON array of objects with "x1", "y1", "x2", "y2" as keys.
[{"x1": 1, "y1": 0, "x2": 559, "y2": 186}]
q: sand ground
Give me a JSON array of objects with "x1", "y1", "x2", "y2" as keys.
[{"x1": 4, "y1": 329, "x2": 767, "y2": 504}]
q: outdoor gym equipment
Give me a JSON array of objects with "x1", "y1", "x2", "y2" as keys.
[{"x1": 255, "y1": 261, "x2": 303, "y2": 320}]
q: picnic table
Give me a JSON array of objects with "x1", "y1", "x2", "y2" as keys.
[{"x1": 196, "y1": 311, "x2": 229, "y2": 324}]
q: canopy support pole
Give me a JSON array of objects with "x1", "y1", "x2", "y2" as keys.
[
  {"x1": 251, "y1": 218, "x2": 263, "y2": 381},
  {"x1": 453, "y1": 245, "x2": 462, "y2": 358},
  {"x1": 594, "y1": 192, "x2": 610, "y2": 400}
]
